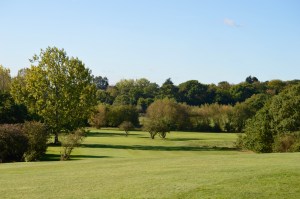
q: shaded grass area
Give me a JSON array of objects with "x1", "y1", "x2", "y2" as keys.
[
  {"x1": 81, "y1": 143, "x2": 237, "y2": 151},
  {"x1": 1, "y1": 129, "x2": 300, "y2": 199},
  {"x1": 41, "y1": 153, "x2": 111, "y2": 161}
]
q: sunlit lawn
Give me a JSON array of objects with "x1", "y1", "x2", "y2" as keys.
[{"x1": 0, "y1": 129, "x2": 299, "y2": 198}]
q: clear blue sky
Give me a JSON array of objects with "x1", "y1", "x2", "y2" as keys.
[{"x1": 1, "y1": 0, "x2": 299, "y2": 85}]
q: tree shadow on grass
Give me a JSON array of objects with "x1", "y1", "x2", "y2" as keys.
[
  {"x1": 167, "y1": 138, "x2": 204, "y2": 141},
  {"x1": 41, "y1": 154, "x2": 111, "y2": 161},
  {"x1": 87, "y1": 132, "x2": 139, "y2": 137},
  {"x1": 81, "y1": 144, "x2": 237, "y2": 152}
]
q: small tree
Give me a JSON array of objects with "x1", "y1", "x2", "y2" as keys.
[
  {"x1": 144, "y1": 98, "x2": 190, "y2": 139},
  {"x1": 89, "y1": 104, "x2": 107, "y2": 129},
  {"x1": 60, "y1": 129, "x2": 86, "y2": 161},
  {"x1": 143, "y1": 118, "x2": 171, "y2": 139},
  {"x1": 119, "y1": 121, "x2": 134, "y2": 136}
]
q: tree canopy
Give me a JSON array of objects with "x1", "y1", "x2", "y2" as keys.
[
  {"x1": 241, "y1": 83, "x2": 300, "y2": 152},
  {"x1": 11, "y1": 47, "x2": 97, "y2": 143}
]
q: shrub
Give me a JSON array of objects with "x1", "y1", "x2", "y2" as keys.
[
  {"x1": 0, "y1": 124, "x2": 28, "y2": 163},
  {"x1": 273, "y1": 133, "x2": 300, "y2": 152},
  {"x1": 23, "y1": 121, "x2": 49, "y2": 162},
  {"x1": 60, "y1": 129, "x2": 86, "y2": 161},
  {"x1": 119, "y1": 121, "x2": 134, "y2": 136}
]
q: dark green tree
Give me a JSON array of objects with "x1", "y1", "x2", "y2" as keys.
[
  {"x1": 93, "y1": 76, "x2": 109, "y2": 90},
  {"x1": 158, "y1": 78, "x2": 179, "y2": 100},
  {"x1": 241, "y1": 83, "x2": 300, "y2": 152},
  {"x1": 245, "y1": 76, "x2": 259, "y2": 84},
  {"x1": 0, "y1": 91, "x2": 28, "y2": 124},
  {"x1": 178, "y1": 80, "x2": 209, "y2": 106},
  {"x1": 230, "y1": 82, "x2": 258, "y2": 103},
  {"x1": 229, "y1": 94, "x2": 270, "y2": 132},
  {"x1": 107, "y1": 105, "x2": 139, "y2": 127}
]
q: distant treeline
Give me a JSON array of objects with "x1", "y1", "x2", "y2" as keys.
[
  {"x1": 1, "y1": 63, "x2": 299, "y2": 127},
  {"x1": 94, "y1": 75, "x2": 299, "y2": 111}
]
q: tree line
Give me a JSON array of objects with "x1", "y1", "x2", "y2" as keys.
[{"x1": 1, "y1": 46, "x2": 300, "y2": 163}]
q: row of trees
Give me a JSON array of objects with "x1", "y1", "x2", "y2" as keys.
[
  {"x1": 88, "y1": 94, "x2": 271, "y2": 139},
  {"x1": 95, "y1": 76, "x2": 299, "y2": 111},
  {"x1": 1, "y1": 46, "x2": 300, "y2": 160}
]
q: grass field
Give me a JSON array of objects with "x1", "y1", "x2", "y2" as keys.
[{"x1": 1, "y1": 129, "x2": 300, "y2": 199}]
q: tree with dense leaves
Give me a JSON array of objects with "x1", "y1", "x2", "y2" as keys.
[
  {"x1": 89, "y1": 104, "x2": 108, "y2": 129},
  {"x1": 107, "y1": 105, "x2": 139, "y2": 127},
  {"x1": 0, "y1": 65, "x2": 11, "y2": 92},
  {"x1": 245, "y1": 75, "x2": 259, "y2": 84},
  {"x1": 93, "y1": 76, "x2": 109, "y2": 90},
  {"x1": 96, "y1": 89, "x2": 114, "y2": 104},
  {"x1": 178, "y1": 80, "x2": 209, "y2": 106},
  {"x1": 158, "y1": 78, "x2": 179, "y2": 100},
  {"x1": 214, "y1": 81, "x2": 234, "y2": 105},
  {"x1": 230, "y1": 82, "x2": 258, "y2": 103},
  {"x1": 144, "y1": 98, "x2": 190, "y2": 139},
  {"x1": 114, "y1": 78, "x2": 159, "y2": 105},
  {"x1": 266, "y1": 79, "x2": 286, "y2": 95},
  {"x1": 241, "y1": 83, "x2": 300, "y2": 152},
  {"x1": 0, "y1": 91, "x2": 28, "y2": 124},
  {"x1": 11, "y1": 47, "x2": 96, "y2": 143},
  {"x1": 229, "y1": 94, "x2": 270, "y2": 132}
]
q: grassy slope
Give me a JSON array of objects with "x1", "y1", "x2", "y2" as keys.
[{"x1": 0, "y1": 129, "x2": 299, "y2": 199}]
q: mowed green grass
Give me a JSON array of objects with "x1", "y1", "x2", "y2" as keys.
[{"x1": 1, "y1": 129, "x2": 300, "y2": 199}]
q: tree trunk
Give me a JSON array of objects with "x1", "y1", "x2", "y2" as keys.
[
  {"x1": 54, "y1": 132, "x2": 59, "y2": 144},
  {"x1": 150, "y1": 132, "x2": 155, "y2": 139}
]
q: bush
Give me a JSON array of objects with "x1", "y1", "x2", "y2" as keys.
[
  {"x1": 23, "y1": 121, "x2": 49, "y2": 162},
  {"x1": 0, "y1": 124, "x2": 28, "y2": 163},
  {"x1": 60, "y1": 129, "x2": 86, "y2": 161},
  {"x1": 119, "y1": 121, "x2": 134, "y2": 136},
  {"x1": 273, "y1": 133, "x2": 300, "y2": 152}
]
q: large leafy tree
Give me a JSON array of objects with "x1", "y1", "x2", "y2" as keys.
[
  {"x1": 11, "y1": 47, "x2": 97, "y2": 143},
  {"x1": 241, "y1": 83, "x2": 300, "y2": 152}
]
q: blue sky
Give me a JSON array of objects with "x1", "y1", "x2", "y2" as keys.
[{"x1": 1, "y1": 0, "x2": 299, "y2": 85}]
